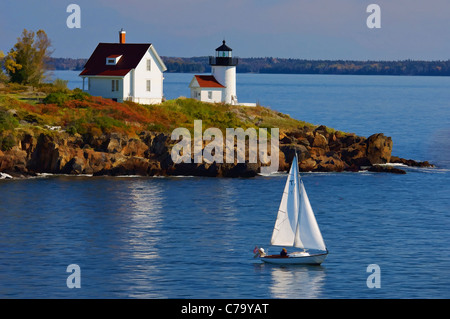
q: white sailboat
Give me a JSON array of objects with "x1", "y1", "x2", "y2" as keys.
[{"x1": 258, "y1": 154, "x2": 328, "y2": 265}]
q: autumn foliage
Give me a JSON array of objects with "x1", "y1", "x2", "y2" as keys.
[{"x1": 0, "y1": 83, "x2": 308, "y2": 143}]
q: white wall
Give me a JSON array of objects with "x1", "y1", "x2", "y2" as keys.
[
  {"x1": 200, "y1": 88, "x2": 223, "y2": 103},
  {"x1": 132, "y1": 48, "x2": 164, "y2": 104},
  {"x1": 123, "y1": 73, "x2": 131, "y2": 99},
  {"x1": 212, "y1": 65, "x2": 237, "y2": 104},
  {"x1": 87, "y1": 76, "x2": 124, "y2": 101},
  {"x1": 190, "y1": 82, "x2": 223, "y2": 103}
]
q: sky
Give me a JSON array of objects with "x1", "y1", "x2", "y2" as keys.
[{"x1": 1, "y1": 0, "x2": 449, "y2": 60}]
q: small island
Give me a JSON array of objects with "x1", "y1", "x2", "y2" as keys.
[
  {"x1": 0, "y1": 83, "x2": 433, "y2": 179},
  {"x1": 0, "y1": 29, "x2": 434, "y2": 178}
]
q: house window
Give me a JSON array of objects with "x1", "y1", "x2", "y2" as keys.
[
  {"x1": 146, "y1": 80, "x2": 151, "y2": 92},
  {"x1": 106, "y1": 55, "x2": 122, "y2": 65},
  {"x1": 147, "y1": 59, "x2": 151, "y2": 71},
  {"x1": 112, "y1": 79, "x2": 119, "y2": 92},
  {"x1": 208, "y1": 91, "x2": 212, "y2": 99}
]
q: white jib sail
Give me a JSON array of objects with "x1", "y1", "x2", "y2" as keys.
[
  {"x1": 270, "y1": 155, "x2": 300, "y2": 247},
  {"x1": 293, "y1": 181, "x2": 327, "y2": 251}
]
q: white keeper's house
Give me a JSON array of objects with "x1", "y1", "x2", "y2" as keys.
[
  {"x1": 79, "y1": 29, "x2": 167, "y2": 104},
  {"x1": 189, "y1": 40, "x2": 239, "y2": 105}
]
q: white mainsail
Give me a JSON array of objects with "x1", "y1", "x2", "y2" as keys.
[
  {"x1": 270, "y1": 154, "x2": 300, "y2": 247},
  {"x1": 270, "y1": 154, "x2": 327, "y2": 251}
]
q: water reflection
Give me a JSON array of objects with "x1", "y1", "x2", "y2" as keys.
[
  {"x1": 125, "y1": 180, "x2": 164, "y2": 260},
  {"x1": 261, "y1": 264, "x2": 326, "y2": 298},
  {"x1": 115, "y1": 179, "x2": 165, "y2": 298}
]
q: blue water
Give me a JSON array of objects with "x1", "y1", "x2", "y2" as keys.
[{"x1": 2, "y1": 72, "x2": 449, "y2": 299}]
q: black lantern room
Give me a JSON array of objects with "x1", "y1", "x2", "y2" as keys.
[{"x1": 209, "y1": 40, "x2": 238, "y2": 66}]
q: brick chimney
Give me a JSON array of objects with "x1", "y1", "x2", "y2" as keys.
[{"x1": 119, "y1": 28, "x2": 126, "y2": 44}]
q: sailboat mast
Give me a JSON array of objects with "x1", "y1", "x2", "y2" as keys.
[{"x1": 293, "y1": 153, "x2": 302, "y2": 248}]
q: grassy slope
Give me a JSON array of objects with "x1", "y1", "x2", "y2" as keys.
[{"x1": 0, "y1": 83, "x2": 343, "y2": 151}]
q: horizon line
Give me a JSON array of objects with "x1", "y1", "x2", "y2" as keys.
[{"x1": 50, "y1": 56, "x2": 450, "y2": 63}]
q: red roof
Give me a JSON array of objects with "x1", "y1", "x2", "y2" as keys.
[
  {"x1": 79, "y1": 43, "x2": 151, "y2": 76},
  {"x1": 194, "y1": 75, "x2": 225, "y2": 88}
]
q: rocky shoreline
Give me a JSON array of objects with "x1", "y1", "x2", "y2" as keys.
[{"x1": 0, "y1": 124, "x2": 434, "y2": 179}]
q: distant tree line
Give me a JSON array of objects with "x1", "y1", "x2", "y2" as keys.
[
  {"x1": 160, "y1": 57, "x2": 450, "y2": 76},
  {"x1": 161, "y1": 57, "x2": 207, "y2": 73},
  {"x1": 47, "y1": 57, "x2": 87, "y2": 71},
  {"x1": 237, "y1": 57, "x2": 450, "y2": 76},
  {"x1": 45, "y1": 56, "x2": 450, "y2": 76}
]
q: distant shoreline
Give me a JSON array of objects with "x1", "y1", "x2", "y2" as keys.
[{"x1": 48, "y1": 57, "x2": 450, "y2": 76}]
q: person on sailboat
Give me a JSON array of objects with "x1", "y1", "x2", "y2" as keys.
[
  {"x1": 258, "y1": 248, "x2": 266, "y2": 257},
  {"x1": 253, "y1": 247, "x2": 266, "y2": 258},
  {"x1": 280, "y1": 248, "x2": 288, "y2": 257}
]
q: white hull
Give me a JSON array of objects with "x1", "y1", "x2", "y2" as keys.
[{"x1": 261, "y1": 253, "x2": 327, "y2": 265}]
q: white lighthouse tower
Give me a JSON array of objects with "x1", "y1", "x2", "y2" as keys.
[
  {"x1": 210, "y1": 40, "x2": 238, "y2": 105},
  {"x1": 189, "y1": 40, "x2": 239, "y2": 105}
]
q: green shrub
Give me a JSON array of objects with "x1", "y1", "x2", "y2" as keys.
[
  {"x1": 42, "y1": 92, "x2": 70, "y2": 106},
  {"x1": 0, "y1": 134, "x2": 16, "y2": 151},
  {"x1": 94, "y1": 116, "x2": 126, "y2": 132},
  {"x1": 66, "y1": 125, "x2": 78, "y2": 135},
  {"x1": 23, "y1": 113, "x2": 41, "y2": 124},
  {"x1": 71, "y1": 91, "x2": 90, "y2": 101},
  {"x1": 0, "y1": 111, "x2": 19, "y2": 131},
  {"x1": 42, "y1": 90, "x2": 90, "y2": 107},
  {"x1": 65, "y1": 118, "x2": 87, "y2": 135}
]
